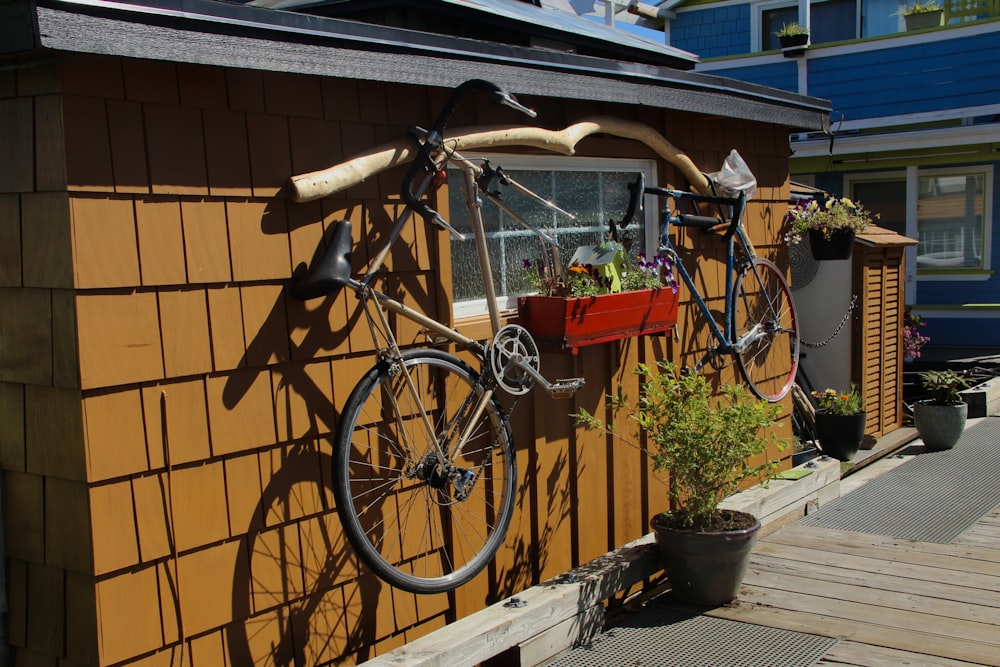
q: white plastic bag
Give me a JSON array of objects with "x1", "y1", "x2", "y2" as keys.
[{"x1": 708, "y1": 150, "x2": 757, "y2": 199}]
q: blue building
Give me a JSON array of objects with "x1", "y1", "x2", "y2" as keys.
[{"x1": 618, "y1": 0, "x2": 1000, "y2": 348}]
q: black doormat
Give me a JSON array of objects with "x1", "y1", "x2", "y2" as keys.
[{"x1": 800, "y1": 417, "x2": 1000, "y2": 543}]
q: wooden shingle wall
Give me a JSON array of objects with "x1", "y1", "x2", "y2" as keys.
[{"x1": 0, "y1": 54, "x2": 795, "y2": 666}]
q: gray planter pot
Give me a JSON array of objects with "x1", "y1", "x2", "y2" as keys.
[{"x1": 913, "y1": 402, "x2": 968, "y2": 451}]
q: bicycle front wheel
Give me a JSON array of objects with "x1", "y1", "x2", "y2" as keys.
[
  {"x1": 333, "y1": 349, "x2": 516, "y2": 594},
  {"x1": 733, "y1": 258, "x2": 799, "y2": 402}
]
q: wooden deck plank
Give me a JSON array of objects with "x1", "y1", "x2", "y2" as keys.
[
  {"x1": 954, "y1": 531, "x2": 1000, "y2": 550},
  {"x1": 777, "y1": 521, "x2": 1000, "y2": 563},
  {"x1": 768, "y1": 524, "x2": 1000, "y2": 571},
  {"x1": 752, "y1": 540, "x2": 1000, "y2": 592},
  {"x1": 749, "y1": 553, "x2": 1000, "y2": 609},
  {"x1": 707, "y1": 600, "x2": 1000, "y2": 666},
  {"x1": 735, "y1": 585, "x2": 1000, "y2": 648},
  {"x1": 817, "y1": 640, "x2": 985, "y2": 667},
  {"x1": 744, "y1": 567, "x2": 999, "y2": 625}
]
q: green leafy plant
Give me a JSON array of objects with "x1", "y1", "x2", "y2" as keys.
[
  {"x1": 784, "y1": 194, "x2": 875, "y2": 244},
  {"x1": 903, "y1": 1, "x2": 942, "y2": 15},
  {"x1": 919, "y1": 370, "x2": 970, "y2": 406},
  {"x1": 774, "y1": 21, "x2": 809, "y2": 37},
  {"x1": 573, "y1": 362, "x2": 785, "y2": 531},
  {"x1": 812, "y1": 385, "x2": 864, "y2": 415}
]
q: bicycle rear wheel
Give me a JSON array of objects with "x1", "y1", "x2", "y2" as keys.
[
  {"x1": 733, "y1": 258, "x2": 799, "y2": 402},
  {"x1": 333, "y1": 349, "x2": 516, "y2": 594}
]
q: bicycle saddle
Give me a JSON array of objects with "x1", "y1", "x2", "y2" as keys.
[{"x1": 292, "y1": 219, "x2": 353, "y2": 300}]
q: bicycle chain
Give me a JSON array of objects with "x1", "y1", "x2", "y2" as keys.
[{"x1": 800, "y1": 294, "x2": 857, "y2": 349}]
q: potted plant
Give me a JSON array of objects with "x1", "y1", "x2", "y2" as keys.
[
  {"x1": 784, "y1": 194, "x2": 874, "y2": 260},
  {"x1": 812, "y1": 386, "x2": 866, "y2": 461},
  {"x1": 573, "y1": 362, "x2": 784, "y2": 606},
  {"x1": 903, "y1": 1, "x2": 944, "y2": 30},
  {"x1": 774, "y1": 22, "x2": 809, "y2": 56},
  {"x1": 792, "y1": 438, "x2": 820, "y2": 467},
  {"x1": 518, "y1": 245, "x2": 680, "y2": 351},
  {"x1": 913, "y1": 369, "x2": 970, "y2": 450}
]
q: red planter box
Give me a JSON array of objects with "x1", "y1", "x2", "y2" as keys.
[{"x1": 517, "y1": 288, "x2": 679, "y2": 352}]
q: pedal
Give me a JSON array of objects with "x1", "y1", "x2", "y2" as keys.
[{"x1": 546, "y1": 377, "x2": 585, "y2": 399}]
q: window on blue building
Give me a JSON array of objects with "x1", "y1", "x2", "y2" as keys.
[
  {"x1": 848, "y1": 167, "x2": 993, "y2": 274},
  {"x1": 759, "y1": 0, "x2": 905, "y2": 50},
  {"x1": 917, "y1": 172, "x2": 988, "y2": 270}
]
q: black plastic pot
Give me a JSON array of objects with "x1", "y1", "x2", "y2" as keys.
[
  {"x1": 809, "y1": 228, "x2": 855, "y2": 260},
  {"x1": 651, "y1": 510, "x2": 760, "y2": 606},
  {"x1": 815, "y1": 411, "x2": 866, "y2": 461}
]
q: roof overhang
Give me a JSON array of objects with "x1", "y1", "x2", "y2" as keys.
[{"x1": 2, "y1": 0, "x2": 831, "y2": 131}]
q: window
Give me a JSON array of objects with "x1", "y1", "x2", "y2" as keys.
[
  {"x1": 847, "y1": 165, "x2": 993, "y2": 274},
  {"x1": 917, "y1": 171, "x2": 988, "y2": 270},
  {"x1": 758, "y1": 0, "x2": 904, "y2": 50},
  {"x1": 811, "y1": 0, "x2": 857, "y2": 43},
  {"x1": 762, "y1": 4, "x2": 798, "y2": 51},
  {"x1": 852, "y1": 179, "x2": 906, "y2": 236},
  {"x1": 446, "y1": 155, "x2": 657, "y2": 318}
]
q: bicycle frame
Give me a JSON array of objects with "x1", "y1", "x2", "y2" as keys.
[{"x1": 651, "y1": 187, "x2": 783, "y2": 370}]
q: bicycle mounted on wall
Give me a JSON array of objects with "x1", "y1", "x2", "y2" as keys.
[{"x1": 289, "y1": 79, "x2": 799, "y2": 593}]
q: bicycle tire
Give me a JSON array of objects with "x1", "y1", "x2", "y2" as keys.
[
  {"x1": 333, "y1": 349, "x2": 517, "y2": 594},
  {"x1": 732, "y1": 258, "x2": 800, "y2": 402}
]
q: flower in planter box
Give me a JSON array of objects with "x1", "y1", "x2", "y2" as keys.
[
  {"x1": 812, "y1": 385, "x2": 864, "y2": 416},
  {"x1": 523, "y1": 243, "x2": 677, "y2": 298},
  {"x1": 784, "y1": 195, "x2": 875, "y2": 245}
]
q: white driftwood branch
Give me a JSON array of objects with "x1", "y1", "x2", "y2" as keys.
[{"x1": 289, "y1": 116, "x2": 710, "y2": 202}]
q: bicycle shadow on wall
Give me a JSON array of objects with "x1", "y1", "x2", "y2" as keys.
[
  {"x1": 226, "y1": 445, "x2": 387, "y2": 665},
  {"x1": 219, "y1": 199, "x2": 466, "y2": 663}
]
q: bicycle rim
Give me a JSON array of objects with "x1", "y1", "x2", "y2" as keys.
[
  {"x1": 733, "y1": 258, "x2": 800, "y2": 402},
  {"x1": 333, "y1": 349, "x2": 516, "y2": 594}
]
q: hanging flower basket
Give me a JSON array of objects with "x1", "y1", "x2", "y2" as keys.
[
  {"x1": 517, "y1": 287, "x2": 679, "y2": 352},
  {"x1": 809, "y1": 228, "x2": 856, "y2": 261}
]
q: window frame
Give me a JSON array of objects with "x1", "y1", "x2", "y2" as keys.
[{"x1": 446, "y1": 153, "x2": 659, "y2": 320}]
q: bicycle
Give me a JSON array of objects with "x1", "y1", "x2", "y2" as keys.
[
  {"x1": 292, "y1": 80, "x2": 591, "y2": 594},
  {"x1": 640, "y1": 185, "x2": 800, "y2": 402}
]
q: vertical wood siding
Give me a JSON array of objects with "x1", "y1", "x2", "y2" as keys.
[{"x1": 853, "y1": 246, "x2": 906, "y2": 439}]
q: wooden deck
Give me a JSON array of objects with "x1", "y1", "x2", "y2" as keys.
[{"x1": 707, "y1": 506, "x2": 1000, "y2": 667}]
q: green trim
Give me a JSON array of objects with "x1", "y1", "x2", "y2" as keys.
[
  {"x1": 792, "y1": 146, "x2": 1000, "y2": 174},
  {"x1": 919, "y1": 269, "x2": 995, "y2": 277},
  {"x1": 916, "y1": 303, "x2": 1000, "y2": 310}
]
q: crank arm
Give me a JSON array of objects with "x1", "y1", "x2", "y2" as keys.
[{"x1": 510, "y1": 356, "x2": 584, "y2": 399}]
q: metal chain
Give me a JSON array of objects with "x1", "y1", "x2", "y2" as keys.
[{"x1": 800, "y1": 294, "x2": 858, "y2": 349}]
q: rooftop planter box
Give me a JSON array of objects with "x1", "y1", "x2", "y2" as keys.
[
  {"x1": 517, "y1": 288, "x2": 679, "y2": 352},
  {"x1": 903, "y1": 3, "x2": 945, "y2": 29}
]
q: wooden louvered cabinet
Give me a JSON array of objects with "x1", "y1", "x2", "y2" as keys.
[{"x1": 851, "y1": 227, "x2": 918, "y2": 439}]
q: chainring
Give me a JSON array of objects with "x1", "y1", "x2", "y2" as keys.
[{"x1": 488, "y1": 324, "x2": 540, "y2": 395}]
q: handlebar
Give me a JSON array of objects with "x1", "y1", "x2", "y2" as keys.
[
  {"x1": 401, "y1": 80, "x2": 536, "y2": 231},
  {"x1": 644, "y1": 185, "x2": 745, "y2": 243}
]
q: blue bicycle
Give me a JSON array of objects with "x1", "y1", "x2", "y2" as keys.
[{"x1": 643, "y1": 185, "x2": 800, "y2": 402}]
